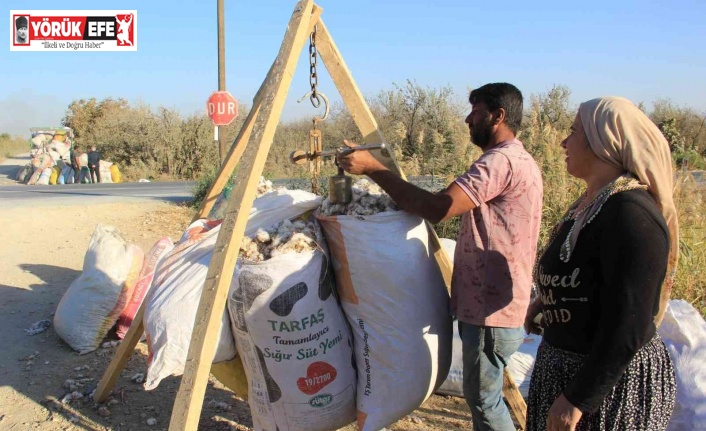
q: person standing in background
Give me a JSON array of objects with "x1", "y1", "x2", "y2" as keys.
[
  {"x1": 87, "y1": 145, "x2": 102, "y2": 184},
  {"x1": 70, "y1": 145, "x2": 82, "y2": 184}
]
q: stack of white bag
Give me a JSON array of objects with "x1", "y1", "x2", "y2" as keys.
[
  {"x1": 143, "y1": 187, "x2": 326, "y2": 391},
  {"x1": 316, "y1": 179, "x2": 452, "y2": 431},
  {"x1": 54, "y1": 225, "x2": 144, "y2": 354},
  {"x1": 228, "y1": 217, "x2": 357, "y2": 431}
]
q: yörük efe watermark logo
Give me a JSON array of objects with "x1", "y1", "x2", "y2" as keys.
[{"x1": 10, "y1": 10, "x2": 137, "y2": 51}]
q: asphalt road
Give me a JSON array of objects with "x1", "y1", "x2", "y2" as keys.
[{"x1": 0, "y1": 181, "x2": 197, "y2": 208}]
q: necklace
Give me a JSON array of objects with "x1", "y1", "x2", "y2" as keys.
[{"x1": 533, "y1": 175, "x2": 647, "y2": 281}]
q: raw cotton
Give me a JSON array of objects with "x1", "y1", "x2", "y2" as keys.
[
  {"x1": 319, "y1": 179, "x2": 398, "y2": 216},
  {"x1": 239, "y1": 219, "x2": 318, "y2": 262},
  {"x1": 257, "y1": 177, "x2": 274, "y2": 196},
  {"x1": 229, "y1": 220, "x2": 357, "y2": 431}
]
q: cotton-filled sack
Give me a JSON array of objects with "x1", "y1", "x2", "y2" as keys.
[{"x1": 316, "y1": 206, "x2": 452, "y2": 431}]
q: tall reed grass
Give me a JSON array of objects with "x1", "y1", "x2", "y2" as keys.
[{"x1": 0, "y1": 134, "x2": 27, "y2": 162}]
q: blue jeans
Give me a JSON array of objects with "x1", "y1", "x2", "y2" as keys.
[{"x1": 459, "y1": 321, "x2": 524, "y2": 431}]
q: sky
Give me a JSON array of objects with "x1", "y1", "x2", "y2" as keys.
[{"x1": 2, "y1": 0, "x2": 705, "y2": 137}]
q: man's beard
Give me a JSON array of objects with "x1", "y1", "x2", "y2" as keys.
[{"x1": 470, "y1": 118, "x2": 493, "y2": 149}]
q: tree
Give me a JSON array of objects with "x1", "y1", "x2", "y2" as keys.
[
  {"x1": 650, "y1": 99, "x2": 706, "y2": 154},
  {"x1": 528, "y1": 85, "x2": 573, "y2": 132},
  {"x1": 658, "y1": 117, "x2": 686, "y2": 153},
  {"x1": 371, "y1": 80, "x2": 468, "y2": 177},
  {"x1": 62, "y1": 98, "x2": 130, "y2": 148}
]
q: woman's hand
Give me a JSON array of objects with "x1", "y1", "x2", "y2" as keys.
[
  {"x1": 524, "y1": 297, "x2": 543, "y2": 335},
  {"x1": 546, "y1": 395, "x2": 583, "y2": 431}
]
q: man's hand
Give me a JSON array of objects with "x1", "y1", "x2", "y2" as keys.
[
  {"x1": 546, "y1": 395, "x2": 582, "y2": 431},
  {"x1": 336, "y1": 140, "x2": 387, "y2": 176}
]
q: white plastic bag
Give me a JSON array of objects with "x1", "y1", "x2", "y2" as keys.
[
  {"x1": 54, "y1": 224, "x2": 144, "y2": 354},
  {"x1": 144, "y1": 220, "x2": 237, "y2": 390},
  {"x1": 99, "y1": 161, "x2": 113, "y2": 184},
  {"x1": 228, "y1": 224, "x2": 356, "y2": 431},
  {"x1": 316, "y1": 210, "x2": 452, "y2": 431},
  {"x1": 144, "y1": 190, "x2": 323, "y2": 390},
  {"x1": 658, "y1": 300, "x2": 706, "y2": 431}
]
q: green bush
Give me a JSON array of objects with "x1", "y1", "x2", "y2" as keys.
[{"x1": 191, "y1": 168, "x2": 236, "y2": 210}]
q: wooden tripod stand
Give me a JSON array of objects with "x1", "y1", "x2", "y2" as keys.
[{"x1": 93, "y1": 2, "x2": 527, "y2": 429}]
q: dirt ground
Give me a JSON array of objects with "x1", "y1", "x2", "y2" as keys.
[{"x1": 0, "y1": 190, "x2": 474, "y2": 431}]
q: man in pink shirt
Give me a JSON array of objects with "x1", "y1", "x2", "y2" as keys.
[{"x1": 339, "y1": 82, "x2": 543, "y2": 431}]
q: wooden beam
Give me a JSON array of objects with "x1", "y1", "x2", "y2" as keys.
[
  {"x1": 317, "y1": 17, "x2": 524, "y2": 429},
  {"x1": 93, "y1": 301, "x2": 146, "y2": 403},
  {"x1": 504, "y1": 369, "x2": 528, "y2": 430},
  {"x1": 168, "y1": 2, "x2": 320, "y2": 429}
]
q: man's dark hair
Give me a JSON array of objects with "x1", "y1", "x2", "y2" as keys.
[{"x1": 469, "y1": 83, "x2": 523, "y2": 134}]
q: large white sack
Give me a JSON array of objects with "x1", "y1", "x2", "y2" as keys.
[
  {"x1": 144, "y1": 220, "x2": 236, "y2": 390},
  {"x1": 228, "y1": 225, "x2": 356, "y2": 431},
  {"x1": 99, "y1": 160, "x2": 113, "y2": 184},
  {"x1": 51, "y1": 140, "x2": 71, "y2": 157},
  {"x1": 316, "y1": 210, "x2": 452, "y2": 431},
  {"x1": 435, "y1": 238, "x2": 540, "y2": 399},
  {"x1": 54, "y1": 224, "x2": 144, "y2": 354},
  {"x1": 144, "y1": 190, "x2": 323, "y2": 390},
  {"x1": 658, "y1": 300, "x2": 706, "y2": 431},
  {"x1": 36, "y1": 167, "x2": 53, "y2": 185},
  {"x1": 31, "y1": 134, "x2": 47, "y2": 148}
]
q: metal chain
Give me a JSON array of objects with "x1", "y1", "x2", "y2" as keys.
[{"x1": 308, "y1": 25, "x2": 320, "y2": 109}]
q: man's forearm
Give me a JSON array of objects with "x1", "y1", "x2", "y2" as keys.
[{"x1": 367, "y1": 170, "x2": 451, "y2": 224}]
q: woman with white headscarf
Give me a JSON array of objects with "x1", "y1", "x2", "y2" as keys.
[{"x1": 524, "y1": 97, "x2": 678, "y2": 431}]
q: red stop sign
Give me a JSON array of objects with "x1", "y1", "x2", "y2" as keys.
[{"x1": 206, "y1": 91, "x2": 238, "y2": 126}]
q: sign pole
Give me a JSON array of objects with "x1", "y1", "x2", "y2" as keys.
[{"x1": 217, "y1": 0, "x2": 227, "y2": 164}]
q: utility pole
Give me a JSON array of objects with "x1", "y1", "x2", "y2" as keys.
[{"x1": 217, "y1": 0, "x2": 226, "y2": 164}]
